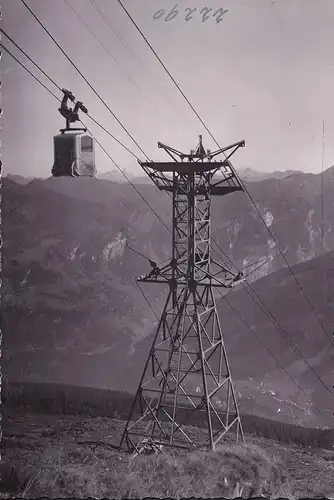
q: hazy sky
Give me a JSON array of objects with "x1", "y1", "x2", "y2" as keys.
[{"x1": 2, "y1": 0, "x2": 334, "y2": 178}]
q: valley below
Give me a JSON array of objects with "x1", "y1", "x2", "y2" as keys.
[{"x1": 3, "y1": 168, "x2": 334, "y2": 429}]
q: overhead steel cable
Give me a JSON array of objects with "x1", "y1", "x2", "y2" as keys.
[
  {"x1": 14, "y1": 14, "x2": 333, "y2": 404},
  {"x1": 242, "y1": 281, "x2": 334, "y2": 398},
  {"x1": 0, "y1": 27, "x2": 62, "y2": 92},
  {"x1": 0, "y1": 27, "x2": 140, "y2": 160},
  {"x1": 6, "y1": 47, "x2": 332, "y2": 424},
  {"x1": 2, "y1": 42, "x2": 171, "y2": 234},
  {"x1": 22, "y1": 0, "x2": 326, "y2": 361},
  {"x1": 80, "y1": 121, "x2": 172, "y2": 234},
  {"x1": 126, "y1": 234, "x2": 333, "y2": 414},
  {"x1": 320, "y1": 120, "x2": 325, "y2": 257},
  {"x1": 210, "y1": 231, "x2": 334, "y2": 398},
  {"x1": 215, "y1": 286, "x2": 328, "y2": 422},
  {"x1": 78, "y1": 0, "x2": 246, "y2": 273},
  {"x1": 64, "y1": 0, "x2": 334, "y2": 397},
  {"x1": 218, "y1": 242, "x2": 334, "y2": 399},
  {"x1": 6, "y1": 14, "x2": 333, "y2": 411},
  {"x1": 56, "y1": 0, "x2": 243, "y2": 276},
  {"x1": 117, "y1": 0, "x2": 333, "y2": 347},
  {"x1": 56, "y1": 0, "x2": 334, "y2": 397},
  {"x1": 19, "y1": 0, "x2": 151, "y2": 161},
  {"x1": 235, "y1": 177, "x2": 333, "y2": 346},
  {"x1": 128, "y1": 241, "x2": 329, "y2": 422},
  {"x1": 62, "y1": 0, "x2": 162, "y2": 117},
  {"x1": 114, "y1": 0, "x2": 333, "y2": 396},
  {"x1": 0, "y1": 42, "x2": 60, "y2": 101},
  {"x1": 87, "y1": 0, "x2": 197, "y2": 136},
  {"x1": 135, "y1": 280, "x2": 159, "y2": 321},
  {"x1": 225, "y1": 265, "x2": 334, "y2": 400},
  {"x1": 85, "y1": 115, "x2": 139, "y2": 160},
  {"x1": 117, "y1": 0, "x2": 219, "y2": 148}
]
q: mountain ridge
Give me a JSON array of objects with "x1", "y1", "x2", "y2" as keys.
[{"x1": 3, "y1": 168, "x2": 334, "y2": 427}]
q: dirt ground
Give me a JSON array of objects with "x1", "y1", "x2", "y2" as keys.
[{"x1": 2, "y1": 409, "x2": 334, "y2": 498}]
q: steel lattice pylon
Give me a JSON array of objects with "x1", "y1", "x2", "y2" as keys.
[{"x1": 119, "y1": 136, "x2": 246, "y2": 454}]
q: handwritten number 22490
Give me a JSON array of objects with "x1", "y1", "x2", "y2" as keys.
[{"x1": 153, "y1": 5, "x2": 228, "y2": 23}]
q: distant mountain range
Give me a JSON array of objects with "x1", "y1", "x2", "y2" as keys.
[
  {"x1": 237, "y1": 167, "x2": 304, "y2": 182},
  {"x1": 96, "y1": 169, "x2": 149, "y2": 184},
  {"x1": 6, "y1": 166, "x2": 304, "y2": 186},
  {"x1": 86, "y1": 166, "x2": 305, "y2": 184},
  {"x1": 3, "y1": 166, "x2": 334, "y2": 427}
]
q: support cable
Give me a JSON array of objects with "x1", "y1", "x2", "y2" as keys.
[
  {"x1": 1, "y1": 41, "x2": 170, "y2": 234},
  {"x1": 242, "y1": 281, "x2": 334, "y2": 398},
  {"x1": 4, "y1": 27, "x2": 333, "y2": 409},
  {"x1": 19, "y1": 0, "x2": 151, "y2": 161},
  {"x1": 237, "y1": 180, "x2": 332, "y2": 345},
  {"x1": 215, "y1": 287, "x2": 328, "y2": 421},
  {"x1": 210, "y1": 232, "x2": 334, "y2": 398},
  {"x1": 63, "y1": 0, "x2": 162, "y2": 118},
  {"x1": 24, "y1": 0, "x2": 243, "y2": 278},
  {"x1": 131, "y1": 245, "x2": 329, "y2": 422},
  {"x1": 117, "y1": 0, "x2": 218, "y2": 148},
  {"x1": 0, "y1": 42, "x2": 60, "y2": 101},
  {"x1": 321, "y1": 120, "x2": 325, "y2": 257},
  {"x1": 117, "y1": 0, "x2": 332, "y2": 346},
  {"x1": 0, "y1": 27, "x2": 140, "y2": 160},
  {"x1": 86, "y1": 1, "x2": 229, "y2": 258},
  {"x1": 128, "y1": 241, "x2": 330, "y2": 420},
  {"x1": 87, "y1": 0, "x2": 197, "y2": 135},
  {"x1": 80, "y1": 120, "x2": 171, "y2": 234},
  {"x1": 135, "y1": 280, "x2": 159, "y2": 321},
  {"x1": 51, "y1": 0, "x2": 329, "y2": 358}
]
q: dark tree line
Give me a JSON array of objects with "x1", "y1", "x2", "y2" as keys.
[{"x1": 4, "y1": 381, "x2": 334, "y2": 450}]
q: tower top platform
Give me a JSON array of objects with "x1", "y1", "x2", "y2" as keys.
[{"x1": 139, "y1": 135, "x2": 245, "y2": 196}]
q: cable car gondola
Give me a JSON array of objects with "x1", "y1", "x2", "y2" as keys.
[{"x1": 52, "y1": 89, "x2": 97, "y2": 177}]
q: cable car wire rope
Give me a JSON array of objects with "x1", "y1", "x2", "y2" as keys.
[
  {"x1": 87, "y1": 0, "x2": 197, "y2": 136},
  {"x1": 321, "y1": 120, "x2": 325, "y2": 258},
  {"x1": 80, "y1": 120, "x2": 171, "y2": 233},
  {"x1": 83, "y1": 0, "x2": 332, "y2": 359},
  {"x1": 0, "y1": 43, "x2": 60, "y2": 101},
  {"x1": 84, "y1": 1, "x2": 245, "y2": 269},
  {"x1": 1, "y1": 41, "x2": 170, "y2": 233},
  {"x1": 86, "y1": 0, "x2": 334, "y2": 404},
  {"x1": 5, "y1": 30, "x2": 333, "y2": 409},
  {"x1": 116, "y1": 0, "x2": 333, "y2": 348},
  {"x1": 132, "y1": 255, "x2": 329, "y2": 421},
  {"x1": 14, "y1": 1, "x2": 238, "y2": 269},
  {"x1": 0, "y1": 27, "x2": 140, "y2": 161},
  {"x1": 215, "y1": 287, "x2": 328, "y2": 420},
  {"x1": 16, "y1": 0, "x2": 237, "y2": 268},
  {"x1": 5, "y1": 10, "x2": 334, "y2": 413},
  {"x1": 63, "y1": 0, "x2": 163, "y2": 119},
  {"x1": 19, "y1": 0, "x2": 151, "y2": 161},
  {"x1": 4, "y1": 38, "x2": 332, "y2": 420}
]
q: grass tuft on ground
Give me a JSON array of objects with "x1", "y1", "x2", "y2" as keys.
[
  {"x1": 3, "y1": 411, "x2": 334, "y2": 499},
  {"x1": 118, "y1": 442, "x2": 292, "y2": 499},
  {"x1": 5, "y1": 441, "x2": 292, "y2": 499}
]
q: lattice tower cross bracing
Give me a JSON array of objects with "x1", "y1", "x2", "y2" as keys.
[{"x1": 119, "y1": 136, "x2": 246, "y2": 454}]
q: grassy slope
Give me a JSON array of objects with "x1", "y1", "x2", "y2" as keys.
[{"x1": 3, "y1": 409, "x2": 334, "y2": 499}]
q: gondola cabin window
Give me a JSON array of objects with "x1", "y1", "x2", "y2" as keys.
[{"x1": 81, "y1": 135, "x2": 93, "y2": 152}]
